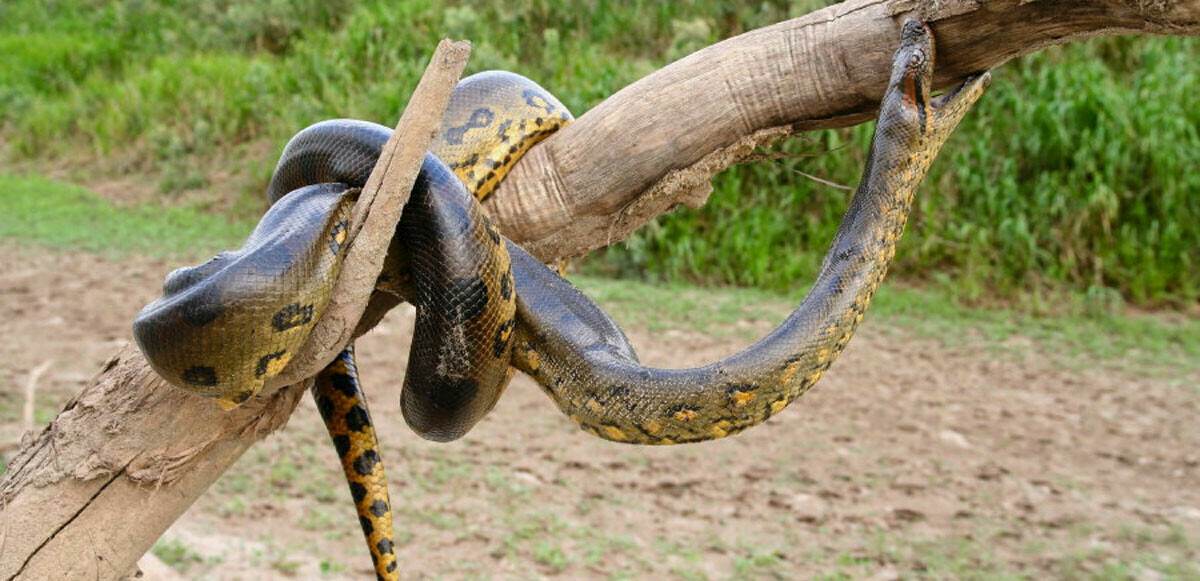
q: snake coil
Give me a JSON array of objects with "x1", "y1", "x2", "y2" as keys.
[{"x1": 134, "y1": 20, "x2": 988, "y2": 581}]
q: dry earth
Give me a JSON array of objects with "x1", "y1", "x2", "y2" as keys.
[{"x1": 1, "y1": 242, "x2": 1197, "y2": 580}]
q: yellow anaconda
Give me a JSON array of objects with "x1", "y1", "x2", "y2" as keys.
[{"x1": 133, "y1": 20, "x2": 988, "y2": 581}]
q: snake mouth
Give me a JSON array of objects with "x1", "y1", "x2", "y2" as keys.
[
  {"x1": 889, "y1": 19, "x2": 991, "y2": 134},
  {"x1": 892, "y1": 19, "x2": 934, "y2": 132},
  {"x1": 932, "y1": 72, "x2": 991, "y2": 109}
]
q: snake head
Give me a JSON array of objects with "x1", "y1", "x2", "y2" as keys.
[{"x1": 883, "y1": 19, "x2": 991, "y2": 149}]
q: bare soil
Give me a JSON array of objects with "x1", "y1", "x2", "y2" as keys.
[{"x1": 1, "y1": 243, "x2": 1197, "y2": 580}]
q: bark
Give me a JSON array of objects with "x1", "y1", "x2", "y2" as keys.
[{"x1": 2, "y1": 1, "x2": 1198, "y2": 578}]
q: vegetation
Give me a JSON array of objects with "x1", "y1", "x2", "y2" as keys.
[
  {"x1": 3, "y1": 172, "x2": 1195, "y2": 377},
  {"x1": 1, "y1": 0, "x2": 1196, "y2": 306},
  {"x1": 0, "y1": 174, "x2": 250, "y2": 258}
]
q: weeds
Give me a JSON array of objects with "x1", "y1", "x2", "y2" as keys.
[
  {"x1": 0, "y1": 1, "x2": 1195, "y2": 305},
  {"x1": 151, "y1": 538, "x2": 206, "y2": 573}
]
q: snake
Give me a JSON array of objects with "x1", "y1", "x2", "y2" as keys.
[{"x1": 133, "y1": 20, "x2": 988, "y2": 581}]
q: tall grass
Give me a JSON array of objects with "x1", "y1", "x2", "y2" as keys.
[
  {"x1": 612, "y1": 37, "x2": 1200, "y2": 306},
  {"x1": 0, "y1": 0, "x2": 1195, "y2": 306}
]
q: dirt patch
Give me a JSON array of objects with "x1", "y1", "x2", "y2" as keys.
[{"x1": 1, "y1": 242, "x2": 1196, "y2": 579}]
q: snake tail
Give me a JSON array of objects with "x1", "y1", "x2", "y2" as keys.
[
  {"x1": 311, "y1": 347, "x2": 399, "y2": 581},
  {"x1": 505, "y1": 19, "x2": 991, "y2": 445}
]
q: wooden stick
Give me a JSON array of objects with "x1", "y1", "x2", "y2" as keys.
[
  {"x1": 0, "y1": 40, "x2": 470, "y2": 581},
  {"x1": 21, "y1": 361, "x2": 53, "y2": 434}
]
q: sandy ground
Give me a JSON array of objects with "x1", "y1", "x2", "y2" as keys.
[{"x1": 1, "y1": 242, "x2": 1197, "y2": 580}]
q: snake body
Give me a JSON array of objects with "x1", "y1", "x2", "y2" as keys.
[{"x1": 134, "y1": 21, "x2": 988, "y2": 580}]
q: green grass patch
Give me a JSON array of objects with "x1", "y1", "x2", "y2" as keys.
[
  {"x1": 2, "y1": 0, "x2": 1194, "y2": 304},
  {"x1": 151, "y1": 538, "x2": 206, "y2": 573},
  {"x1": 0, "y1": 173, "x2": 251, "y2": 258}
]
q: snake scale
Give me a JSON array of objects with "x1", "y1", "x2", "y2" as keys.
[{"x1": 134, "y1": 20, "x2": 988, "y2": 580}]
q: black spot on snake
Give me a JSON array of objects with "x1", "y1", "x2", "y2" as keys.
[
  {"x1": 492, "y1": 318, "x2": 516, "y2": 358},
  {"x1": 443, "y1": 107, "x2": 495, "y2": 144},
  {"x1": 377, "y1": 539, "x2": 394, "y2": 555},
  {"x1": 369, "y1": 499, "x2": 389, "y2": 517},
  {"x1": 359, "y1": 515, "x2": 373, "y2": 536},
  {"x1": 272, "y1": 303, "x2": 314, "y2": 332},
  {"x1": 499, "y1": 270, "x2": 513, "y2": 301},
  {"x1": 314, "y1": 393, "x2": 336, "y2": 420},
  {"x1": 349, "y1": 481, "x2": 367, "y2": 504},
  {"x1": 668, "y1": 403, "x2": 703, "y2": 418},
  {"x1": 181, "y1": 366, "x2": 217, "y2": 387},
  {"x1": 254, "y1": 350, "x2": 286, "y2": 378},
  {"x1": 480, "y1": 215, "x2": 502, "y2": 246},
  {"x1": 522, "y1": 88, "x2": 556, "y2": 113},
  {"x1": 354, "y1": 450, "x2": 381, "y2": 476},
  {"x1": 608, "y1": 385, "x2": 638, "y2": 412},
  {"x1": 345, "y1": 405, "x2": 370, "y2": 433},
  {"x1": 386, "y1": 561, "x2": 398, "y2": 573},
  {"x1": 330, "y1": 372, "x2": 357, "y2": 398},
  {"x1": 333, "y1": 434, "x2": 352, "y2": 459},
  {"x1": 328, "y1": 220, "x2": 348, "y2": 256}
]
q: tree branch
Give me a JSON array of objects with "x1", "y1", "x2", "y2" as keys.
[
  {"x1": 0, "y1": 40, "x2": 470, "y2": 580},
  {"x1": 2, "y1": 1, "x2": 1198, "y2": 578},
  {"x1": 483, "y1": 0, "x2": 1200, "y2": 259}
]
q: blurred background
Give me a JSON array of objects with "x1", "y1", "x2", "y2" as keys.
[{"x1": 2, "y1": 0, "x2": 1197, "y2": 309}]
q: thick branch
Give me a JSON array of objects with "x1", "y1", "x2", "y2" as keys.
[
  {"x1": 2, "y1": 1, "x2": 1199, "y2": 578},
  {"x1": 483, "y1": 0, "x2": 1200, "y2": 259}
]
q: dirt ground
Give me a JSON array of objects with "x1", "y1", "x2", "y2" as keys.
[{"x1": 1, "y1": 242, "x2": 1197, "y2": 580}]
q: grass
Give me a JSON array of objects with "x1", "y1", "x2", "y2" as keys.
[
  {"x1": 151, "y1": 538, "x2": 206, "y2": 573},
  {"x1": 0, "y1": 0, "x2": 1195, "y2": 305},
  {"x1": 1, "y1": 173, "x2": 252, "y2": 259},
  {"x1": 605, "y1": 36, "x2": 1200, "y2": 307},
  {"x1": 1, "y1": 171, "x2": 1195, "y2": 381}
]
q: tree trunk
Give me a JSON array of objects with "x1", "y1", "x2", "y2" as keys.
[{"x1": 2, "y1": 1, "x2": 1198, "y2": 578}]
